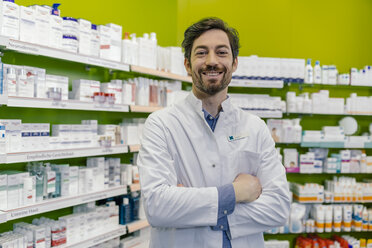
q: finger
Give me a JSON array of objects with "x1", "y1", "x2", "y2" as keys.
[{"x1": 177, "y1": 184, "x2": 184, "y2": 187}]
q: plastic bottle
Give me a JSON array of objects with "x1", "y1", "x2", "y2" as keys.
[
  {"x1": 304, "y1": 58, "x2": 313, "y2": 84},
  {"x1": 314, "y1": 60, "x2": 322, "y2": 84},
  {"x1": 302, "y1": 93, "x2": 312, "y2": 113},
  {"x1": 293, "y1": 118, "x2": 302, "y2": 143},
  {"x1": 122, "y1": 32, "x2": 131, "y2": 64},
  {"x1": 130, "y1": 33, "x2": 139, "y2": 66},
  {"x1": 6, "y1": 66, "x2": 17, "y2": 96}
]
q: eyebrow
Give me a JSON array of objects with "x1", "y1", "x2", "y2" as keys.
[{"x1": 193, "y1": 44, "x2": 230, "y2": 52}]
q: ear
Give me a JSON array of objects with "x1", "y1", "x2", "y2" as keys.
[
  {"x1": 184, "y1": 58, "x2": 192, "y2": 75},
  {"x1": 232, "y1": 57, "x2": 238, "y2": 73}
]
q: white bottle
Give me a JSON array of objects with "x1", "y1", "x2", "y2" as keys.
[
  {"x1": 286, "y1": 91, "x2": 296, "y2": 113},
  {"x1": 304, "y1": 59, "x2": 313, "y2": 84},
  {"x1": 321, "y1": 65, "x2": 329, "y2": 84},
  {"x1": 302, "y1": 93, "x2": 312, "y2": 113},
  {"x1": 121, "y1": 32, "x2": 131, "y2": 64},
  {"x1": 150, "y1": 32, "x2": 157, "y2": 69},
  {"x1": 130, "y1": 33, "x2": 139, "y2": 66},
  {"x1": 314, "y1": 60, "x2": 321, "y2": 84},
  {"x1": 293, "y1": 118, "x2": 302, "y2": 143}
]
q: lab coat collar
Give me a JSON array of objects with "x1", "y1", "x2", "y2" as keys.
[{"x1": 186, "y1": 90, "x2": 233, "y2": 116}]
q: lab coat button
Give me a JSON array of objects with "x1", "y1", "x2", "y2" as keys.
[{"x1": 212, "y1": 164, "x2": 215, "y2": 168}]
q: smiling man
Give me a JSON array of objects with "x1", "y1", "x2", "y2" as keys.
[{"x1": 138, "y1": 17, "x2": 290, "y2": 248}]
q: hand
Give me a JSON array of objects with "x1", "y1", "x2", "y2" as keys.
[{"x1": 232, "y1": 174, "x2": 262, "y2": 203}]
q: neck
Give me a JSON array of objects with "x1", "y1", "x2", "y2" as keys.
[{"x1": 192, "y1": 86, "x2": 228, "y2": 117}]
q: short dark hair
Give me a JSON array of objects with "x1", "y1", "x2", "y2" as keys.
[{"x1": 181, "y1": 17, "x2": 240, "y2": 62}]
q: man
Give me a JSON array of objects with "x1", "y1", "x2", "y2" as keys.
[{"x1": 137, "y1": 17, "x2": 290, "y2": 248}]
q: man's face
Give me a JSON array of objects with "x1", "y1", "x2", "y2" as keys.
[{"x1": 185, "y1": 29, "x2": 238, "y2": 96}]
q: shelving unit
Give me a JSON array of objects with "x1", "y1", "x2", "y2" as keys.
[
  {"x1": 0, "y1": 185, "x2": 127, "y2": 224},
  {"x1": 0, "y1": 95, "x2": 7, "y2": 105},
  {"x1": 127, "y1": 219, "x2": 150, "y2": 233},
  {"x1": 0, "y1": 36, "x2": 130, "y2": 71},
  {"x1": 6, "y1": 96, "x2": 130, "y2": 112},
  {"x1": 1, "y1": 145, "x2": 128, "y2": 164},
  {"x1": 67, "y1": 225, "x2": 127, "y2": 248},
  {"x1": 130, "y1": 65, "x2": 191, "y2": 82}
]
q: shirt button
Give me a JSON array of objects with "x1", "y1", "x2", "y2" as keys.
[
  {"x1": 220, "y1": 225, "x2": 224, "y2": 229},
  {"x1": 212, "y1": 164, "x2": 215, "y2": 168},
  {"x1": 223, "y1": 210, "x2": 228, "y2": 215},
  {"x1": 209, "y1": 116, "x2": 213, "y2": 120}
]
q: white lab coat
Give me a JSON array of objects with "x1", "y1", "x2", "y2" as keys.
[{"x1": 138, "y1": 92, "x2": 290, "y2": 248}]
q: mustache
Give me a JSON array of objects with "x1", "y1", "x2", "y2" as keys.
[{"x1": 198, "y1": 65, "x2": 226, "y2": 73}]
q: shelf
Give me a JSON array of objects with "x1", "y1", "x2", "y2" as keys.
[
  {"x1": 2, "y1": 145, "x2": 128, "y2": 164},
  {"x1": 67, "y1": 225, "x2": 127, "y2": 248},
  {"x1": 264, "y1": 231, "x2": 372, "y2": 235},
  {"x1": 131, "y1": 65, "x2": 192, "y2": 82},
  {"x1": 6, "y1": 96, "x2": 130, "y2": 112},
  {"x1": 243, "y1": 110, "x2": 282, "y2": 118},
  {"x1": 230, "y1": 79, "x2": 284, "y2": 88},
  {"x1": 127, "y1": 219, "x2": 149, "y2": 233},
  {"x1": 287, "y1": 82, "x2": 372, "y2": 89},
  {"x1": 0, "y1": 36, "x2": 130, "y2": 71},
  {"x1": 129, "y1": 183, "x2": 141, "y2": 192},
  {"x1": 301, "y1": 141, "x2": 372, "y2": 149},
  {"x1": 287, "y1": 112, "x2": 372, "y2": 117},
  {"x1": 130, "y1": 105, "x2": 163, "y2": 113},
  {"x1": 0, "y1": 185, "x2": 127, "y2": 223},
  {"x1": 129, "y1": 144, "x2": 141, "y2": 152}
]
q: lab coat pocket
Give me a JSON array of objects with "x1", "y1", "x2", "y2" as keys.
[{"x1": 237, "y1": 150, "x2": 261, "y2": 176}]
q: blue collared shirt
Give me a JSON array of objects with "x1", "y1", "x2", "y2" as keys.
[{"x1": 202, "y1": 109, "x2": 236, "y2": 248}]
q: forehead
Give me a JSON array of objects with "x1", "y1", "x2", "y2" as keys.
[{"x1": 192, "y1": 29, "x2": 230, "y2": 51}]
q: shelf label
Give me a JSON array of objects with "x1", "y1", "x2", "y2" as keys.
[
  {"x1": 26, "y1": 151, "x2": 75, "y2": 161},
  {"x1": 101, "y1": 148, "x2": 114, "y2": 153},
  {"x1": 8, "y1": 41, "x2": 39, "y2": 55},
  {"x1": 10, "y1": 207, "x2": 39, "y2": 219}
]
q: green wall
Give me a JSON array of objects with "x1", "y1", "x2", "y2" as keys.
[
  {"x1": 177, "y1": 0, "x2": 372, "y2": 73},
  {"x1": 16, "y1": 0, "x2": 178, "y2": 46}
]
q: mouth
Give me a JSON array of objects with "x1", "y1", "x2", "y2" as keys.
[{"x1": 201, "y1": 71, "x2": 223, "y2": 78}]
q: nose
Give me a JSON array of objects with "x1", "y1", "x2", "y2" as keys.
[{"x1": 205, "y1": 52, "x2": 218, "y2": 67}]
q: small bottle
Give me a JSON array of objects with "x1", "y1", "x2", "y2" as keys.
[
  {"x1": 302, "y1": 93, "x2": 312, "y2": 113},
  {"x1": 293, "y1": 118, "x2": 302, "y2": 143},
  {"x1": 122, "y1": 32, "x2": 131, "y2": 64},
  {"x1": 130, "y1": 33, "x2": 139, "y2": 66},
  {"x1": 313, "y1": 60, "x2": 322, "y2": 84},
  {"x1": 304, "y1": 59, "x2": 313, "y2": 84},
  {"x1": 6, "y1": 67, "x2": 17, "y2": 96}
]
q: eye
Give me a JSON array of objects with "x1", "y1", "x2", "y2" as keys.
[
  {"x1": 195, "y1": 50, "x2": 207, "y2": 56},
  {"x1": 217, "y1": 50, "x2": 229, "y2": 56}
]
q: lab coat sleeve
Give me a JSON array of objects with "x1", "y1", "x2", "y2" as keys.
[
  {"x1": 137, "y1": 113, "x2": 219, "y2": 228},
  {"x1": 228, "y1": 121, "x2": 291, "y2": 239}
]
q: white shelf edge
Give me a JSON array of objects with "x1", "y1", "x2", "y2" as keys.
[
  {"x1": 66, "y1": 225, "x2": 127, "y2": 248},
  {"x1": 4, "y1": 145, "x2": 128, "y2": 164},
  {"x1": 131, "y1": 65, "x2": 191, "y2": 82},
  {"x1": 243, "y1": 109, "x2": 283, "y2": 118},
  {"x1": 127, "y1": 219, "x2": 150, "y2": 233},
  {"x1": 0, "y1": 36, "x2": 130, "y2": 72},
  {"x1": 7, "y1": 96, "x2": 130, "y2": 112},
  {"x1": 1, "y1": 185, "x2": 127, "y2": 223},
  {"x1": 230, "y1": 79, "x2": 284, "y2": 88},
  {"x1": 287, "y1": 111, "x2": 372, "y2": 116}
]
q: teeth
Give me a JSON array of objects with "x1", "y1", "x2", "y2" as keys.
[{"x1": 205, "y1": 72, "x2": 219, "y2": 76}]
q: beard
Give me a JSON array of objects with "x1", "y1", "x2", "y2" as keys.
[{"x1": 191, "y1": 64, "x2": 232, "y2": 95}]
